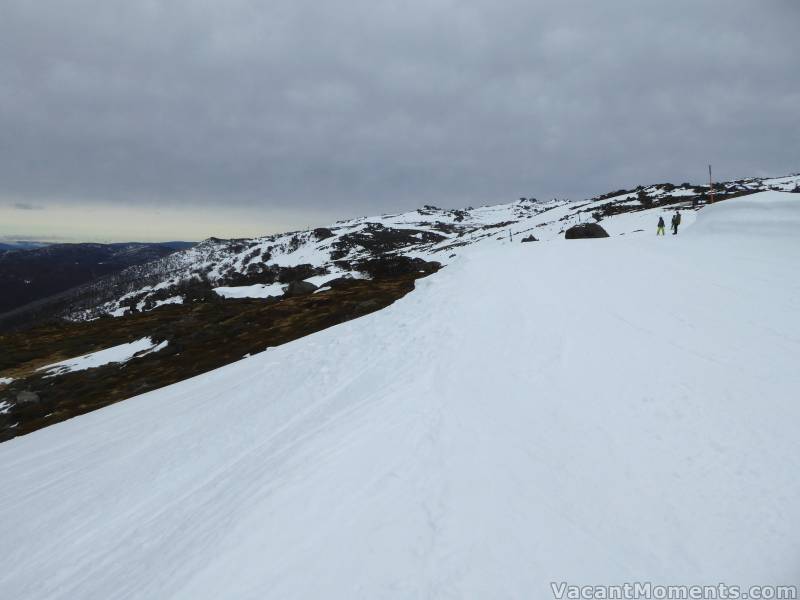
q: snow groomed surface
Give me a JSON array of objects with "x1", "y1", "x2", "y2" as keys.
[{"x1": 1, "y1": 192, "x2": 799, "y2": 598}]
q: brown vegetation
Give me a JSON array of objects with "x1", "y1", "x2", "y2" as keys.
[{"x1": 0, "y1": 271, "x2": 435, "y2": 442}]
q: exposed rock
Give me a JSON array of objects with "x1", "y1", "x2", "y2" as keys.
[
  {"x1": 329, "y1": 227, "x2": 446, "y2": 261},
  {"x1": 312, "y1": 228, "x2": 334, "y2": 241},
  {"x1": 276, "y1": 264, "x2": 321, "y2": 284},
  {"x1": 564, "y1": 223, "x2": 610, "y2": 239},
  {"x1": 481, "y1": 221, "x2": 516, "y2": 230},
  {"x1": 356, "y1": 256, "x2": 441, "y2": 279},
  {"x1": 520, "y1": 235, "x2": 538, "y2": 243},
  {"x1": 354, "y1": 299, "x2": 381, "y2": 312},
  {"x1": 283, "y1": 281, "x2": 318, "y2": 297},
  {"x1": 324, "y1": 277, "x2": 356, "y2": 289},
  {"x1": 16, "y1": 391, "x2": 40, "y2": 404}
]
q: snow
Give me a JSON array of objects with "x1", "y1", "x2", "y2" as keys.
[
  {"x1": 598, "y1": 207, "x2": 697, "y2": 237},
  {"x1": 78, "y1": 173, "x2": 799, "y2": 322},
  {"x1": 0, "y1": 377, "x2": 13, "y2": 386},
  {"x1": 36, "y1": 337, "x2": 168, "y2": 377},
  {"x1": 213, "y1": 275, "x2": 358, "y2": 299},
  {"x1": 303, "y1": 273, "x2": 343, "y2": 287},
  {"x1": 689, "y1": 190, "x2": 800, "y2": 236},
  {"x1": 151, "y1": 296, "x2": 184, "y2": 309},
  {"x1": 0, "y1": 400, "x2": 11, "y2": 414},
  {"x1": 669, "y1": 188, "x2": 698, "y2": 197},
  {"x1": 140, "y1": 340, "x2": 169, "y2": 356},
  {"x1": 2, "y1": 192, "x2": 800, "y2": 597},
  {"x1": 760, "y1": 174, "x2": 800, "y2": 191},
  {"x1": 213, "y1": 283, "x2": 285, "y2": 299}
]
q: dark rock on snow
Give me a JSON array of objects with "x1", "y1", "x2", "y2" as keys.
[
  {"x1": 520, "y1": 235, "x2": 538, "y2": 243},
  {"x1": 564, "y1": 223, "x2": 610, "y2": 239},
  {"x1": 356, "y1": 256, "x2": 441, "y2": 279},
  {"x1": 323, "y1": 277, "x2": 355, "y2": 289},
  {"x1": 312, "y1": 228, "x2": 335, "y2": 241},
  {"x1": 283, "y1": 281, "x2": 318, "y2": 297}
]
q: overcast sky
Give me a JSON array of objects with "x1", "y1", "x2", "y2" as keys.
[{"x1": 1, "y1": 0, "x2": 798, "y2": 242}]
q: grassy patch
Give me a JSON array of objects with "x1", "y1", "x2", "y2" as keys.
[{"x1": 0, "y1": 272, "x2": 433, "y2": 442}]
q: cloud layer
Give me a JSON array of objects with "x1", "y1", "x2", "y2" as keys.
[{"x1": 1, "y1": 0, "x2": 798, "y2": 239}]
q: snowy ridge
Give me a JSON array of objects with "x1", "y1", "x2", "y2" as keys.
[
  {"x1": 1, "y1": 192, "x2": 799, "y2": 597},
  {"x1": 68, "y1": 174, "x2": 799, "y2": 320}
]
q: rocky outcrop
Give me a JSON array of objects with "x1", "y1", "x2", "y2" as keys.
[
  {"x1": 312, "y1": 228, "x2": 335, "y2": 241},
  {"x1": 356, "y1": 256, "x2": 441, "y2": 279},
  {"x1": 330, "y1": 225, "x2": 446, "y2": 261},
  {"x1": 564, "y1": 223, "x2": 610, "y2": 239},
  {"x1": 283, "y1": 281, "x2": 318, "y2": 297}
]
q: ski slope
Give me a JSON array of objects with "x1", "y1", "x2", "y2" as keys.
[{"x1": 2, "y1": 192, "x2": 799, "y2": 598}]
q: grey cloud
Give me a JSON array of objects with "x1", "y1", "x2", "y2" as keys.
[
  {"x1": 0, "y1": 0, "x2": 798, "y2": 221},
  {"x1": 13, "y1": 202, "x2": 44, "y2": 210}
]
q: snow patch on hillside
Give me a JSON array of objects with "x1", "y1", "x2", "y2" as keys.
[
  {"x1": 213, "y1": 283, "x2": 285, "y2": 299},
  {"x1": 37, "y1": 337, "x2": 168, "y2": 377},
  {"x1": 151, "y1": 296, "x2": 184, "y2": 309}
]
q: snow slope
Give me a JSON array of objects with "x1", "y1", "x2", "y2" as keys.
[
  {"x1": 2, "y1": 193, "x2": 799, "y2": 598},
  {"x1": 66, "y1": 174, "x2": 798, "y2": 321}
]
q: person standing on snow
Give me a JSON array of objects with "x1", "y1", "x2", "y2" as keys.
[
  {"x1": 671, "y1": 211, "x2": 682, "y2": 235},
  {"x1": 657, "y1": 216, "x2": 666, "y2": 236}
]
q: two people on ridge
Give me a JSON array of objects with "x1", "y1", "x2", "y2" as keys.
[{"x1": 657, "y1": 211, "x2": 681, "y2": 236}]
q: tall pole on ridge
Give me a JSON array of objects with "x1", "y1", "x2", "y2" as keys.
[{"x1": 708, "y1": 164, "x2": 715, "y2": 204}]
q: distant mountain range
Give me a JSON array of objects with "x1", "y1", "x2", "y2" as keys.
[
  {"x1": 0, "y1": 241, "x2": 51, "y2": 252},
  {"x1": 0, "y1": 241, "x2": 196, "y2": 315},
  {"x1": 0, "y1": 240, "x2": 194, "y2": 252}
]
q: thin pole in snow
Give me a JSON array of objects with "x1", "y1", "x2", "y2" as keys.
[{"x1": 709, "y1": 165, "x2": 715, "y2": 204}]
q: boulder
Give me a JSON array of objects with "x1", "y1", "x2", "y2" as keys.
[
  {"x1": 564, "y1": 223, "x2": 610, "y2": 239},
  {"x1": 312, "y1": 228, "x2": 334, "y2": 241},
  {"x1": 16, "y1": 391, "x2": 40, "y2": 404},
  {"x1": 324, "y1": 277, "x2": 355, "y2": 289},
  {"x1": 283, "y1": 280, "x2": 318, "y2": 297},
  {"x1": 276, "y1": 264, "x2": 321, "y2": 284},
  {"x1": 520, "y1": 235, "x2": 538, "y2": 243},
  {"x1": 356, "y1": 256, "x2": 441, "y2": 279}
]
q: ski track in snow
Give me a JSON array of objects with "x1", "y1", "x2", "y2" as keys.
[{"x1": 1, "y1": 193, "x2": 800, "y2": 598}]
